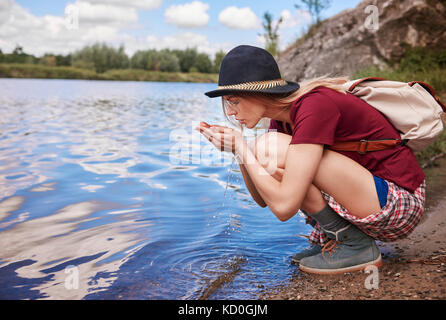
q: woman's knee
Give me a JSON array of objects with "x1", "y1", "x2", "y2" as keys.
[
  {"x1": 249, "y1": 132, "x2": 327, "y2": 212},
  {"x1": 250, "y1": 132, "x2": 291, "y2": 170}
]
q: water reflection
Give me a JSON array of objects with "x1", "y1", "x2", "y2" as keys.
[
  {"x1": 0, "y1": 79, "x2": 311, "y2": 300},
  {"x1": 0, "y1": 198, "x2": 152, "y2": 299}
]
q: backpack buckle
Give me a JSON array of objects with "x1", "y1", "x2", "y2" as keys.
[{"x1": 357, "y1": 139, "x2": 368, "y2": 154}]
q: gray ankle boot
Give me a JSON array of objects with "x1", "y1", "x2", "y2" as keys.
[
  {"x1": 290, "y1": 245, "x2": 322, "y2": 265},
  {"x1": 290, "y1": 209, "x2": 321, "y2": 265},
  {"x1": 299, "y1": 205, "x2": 382, "y2": 275}
]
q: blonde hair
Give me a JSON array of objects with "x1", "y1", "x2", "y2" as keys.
[{"x1": 222, "y1": 75, "x2": 349, "y2": 127}]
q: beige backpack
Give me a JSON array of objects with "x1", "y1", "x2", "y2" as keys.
[{"x1": 329, "y1": 77, "x2": 446, "y2": 153}]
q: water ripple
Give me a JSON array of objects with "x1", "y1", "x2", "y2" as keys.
[{"x1": 0, "y1": 79, "x2": 311, "y2": 300}]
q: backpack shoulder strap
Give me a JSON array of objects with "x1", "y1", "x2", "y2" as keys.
[
  {"x1": 329, "y1": 139, "x2": 407, "y2": 155},
  {"x1": 335, "y1": 77, "x2": 446, "y2": 154},
  {"x1": 345, "y1": 77, "x2": 387, "y2": 91}
]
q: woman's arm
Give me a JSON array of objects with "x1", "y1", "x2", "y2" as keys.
[
  {"x1": 236, "y1": 142, "x2": 324, "y2": 221},
  {"x1": 197, "y1": 122, "x2": 267, "y2": 207},
  {"x1": 237, "y1": 139, "x2": 285, "y2": 208},
  {"x1": 238, "y1": 161, "x2": 267, "y2": 207},
  {"x1": 196, "y1": 123, "x2": 322, "y2": 221}
]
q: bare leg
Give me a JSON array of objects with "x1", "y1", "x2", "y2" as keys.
[
  {"x1": 251, "y1": 132, "x2": 326, "y2": 214},
  {"x1": 252, "y1": 132, "x2": 383, "y2": 273},
  {"x1": 252, "y1": 132, "x2": 381, "y2": 218}
]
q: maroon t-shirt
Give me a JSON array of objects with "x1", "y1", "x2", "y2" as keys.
[{"x1": 268, "y1": 86, "x2": 425, "y2": 193}]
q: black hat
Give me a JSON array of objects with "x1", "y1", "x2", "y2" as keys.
[{"x1": 205, "y1": 45, "x2": 299, "y2": 98}]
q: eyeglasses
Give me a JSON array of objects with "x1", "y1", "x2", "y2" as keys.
[{"x1": 222, "y1": 97, "x2": 239, "y2": 113}]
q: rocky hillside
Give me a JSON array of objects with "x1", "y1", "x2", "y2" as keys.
[{"x1": 278, "y1": 0, "x2": 446, "y2": 81}]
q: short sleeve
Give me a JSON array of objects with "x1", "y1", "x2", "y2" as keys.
[
  {"x1": 290, "y1": 92, "x2": 341, "y2": 145},
  {"x1": 268, "y1": 119, "x2": 282, "y2": 133}
]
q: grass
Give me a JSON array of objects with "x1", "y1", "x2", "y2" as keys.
[
  {"x1": 0, "y1": 63, "x2": 99, "y2": 80},
  {"x1": 353, "y1": 46, "x2": 446, "y2": 93},
  {"x1": 101, "y1": 68, "x2": 218, "y2": 83},
  {"x1": 353, "y1": 66, "x2": 446, "y2": 95},
  {"x1": 0, "y1": 63, "x2": 219, "y2": 83},
  {"x1": 415, "y1": 128, "x2": 446, "y2": 166}
]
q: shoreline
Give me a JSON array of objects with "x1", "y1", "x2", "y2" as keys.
[
  {"x1": 261, "y1": 156, "x2": 446, "y2": 300},
  {"x1": 0, "y1": 63, "x2": 219, "y2": 84}
]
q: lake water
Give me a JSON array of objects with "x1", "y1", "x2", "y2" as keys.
[{"x1": 0, "y1": 78, "x2": 312, "y2": 300}]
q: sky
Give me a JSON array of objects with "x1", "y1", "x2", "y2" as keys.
[{"x1": 0, "y1": 0, "x2": 363, "y2": 57}]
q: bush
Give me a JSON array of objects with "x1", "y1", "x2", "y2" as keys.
[
  {"x1": 213, "y1": 50, "x2": 225, "y2": 73},
  {"x1": 353, "y1": 47, "x2": 446, "y2": 93},
  {"x1": 194, "y1": 53, "x2": 213, "y2": 73},
  {"x1": 72, "y1": 43, "x2": 129, "y2": 73},
  {"x1": 398, "y1": 46, "x2": 446, "y2": 73},
  {"x1": 172, "y1": 48, "x2": 197, "y2": 73},
  {"x1": 158, "y1": 49, "x2": 181, "y2": 72}
]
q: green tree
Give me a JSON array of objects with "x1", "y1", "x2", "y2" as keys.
[
  {"x1": 108, "y1": 45, "x2": 129, "y2": 70},
  {"x1": 130, "y1": 50, "x2": 163, "y2": 71},
  {"x1": 213, "y1": 50, "x2": 225, "y2": 73},
  {"x1": 71, "y1": 45, "x2": 95, "y2": 70},
  {"x1": 39, "y1": 54, "x2": 57, "y2": 67},
  {"x1": 130, "y1": 50, "x2": 144, "y2": 69},
  {"x1": 131, "y1": 50, "x2": 152, "y2": 70},
  {"x1": 145, "y1": 50, "x2": 161, "y2": 70},
  {"x1": 4, "y1": 45, "x2": 37, "y2": 63},
  {"x1": 12, "y1": 45, "x2": 24, "y2": 55},
  {"x1": 172, "y1": 48, "x2": 198, "y2": 73},
  {"x1": 55, "y1": 54, "x2": 72, "y2": 66},
  {"x1": 72, "y1": 43, "x2": 129, "y2": 73},
  {"x1": 159, "y1": 49, "x2": 180, "y2": 72},
  {"x1": 194, "y1": 53, "x2": 213, "y2": 73},
  {"x1": 295, "y1": 0, "x2": 332, "y2": 24},
  {"x1": 91, "y1": 44, "x2": 108, "y2": 73},
  {"x1": 260, "y1": 12, "x2": 283, "y2": 58}
]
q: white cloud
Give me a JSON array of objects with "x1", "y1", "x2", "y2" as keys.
[
  {"x1": 218, "y1": 6, "x2": 260, "y2": 30},
  {"x1": 87, "y1": 0, "x2": 163, "y2": 10},
  {"x1": 140, "y1": 32, "x2": 232, "y2": 57},
  {"x1": 280, "y1": 9, "x2": 312, "y2": 29},
  {"x1": 277, "y1": 9, "x2": 313, "y2": 50},
  {"x1": 0, "y1": 1, "x2": 230, "y2": 58},
  {"x1": 164, "y1": 1, "x2": 209, "y2": 28},
  {"x1": 0, "y1": 0, "x2": 13, "y2": 25},
  {"x1": 0, "y1": 1, "x2": 130, "y2": 55},
  {"x1": 256, "y1": 34, "x2": 266, "y2": 46},
  {"x1": 75, "y1": 1, "x2": 139, "y2": 26}
]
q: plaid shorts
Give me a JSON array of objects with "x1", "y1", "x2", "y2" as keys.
[{"x1": 306, "y1": 180, "x2": 426, "y2": 246}]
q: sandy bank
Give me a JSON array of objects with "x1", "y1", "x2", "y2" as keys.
[{"x1": 262, "y1": 157, "x2": 446, "y2": 300}]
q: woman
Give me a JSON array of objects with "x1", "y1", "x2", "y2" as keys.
[{"x1": 196, "y1": 45, "x2": 425, "y2": 275}]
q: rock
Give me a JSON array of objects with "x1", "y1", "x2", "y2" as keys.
[{"x1": 278, "y1": 0, "x2": 446, "y2": 81}]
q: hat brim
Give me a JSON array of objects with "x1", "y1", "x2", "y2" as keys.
[{"x1": 204, "y1": 81, "x2": 300, "y2": 98}]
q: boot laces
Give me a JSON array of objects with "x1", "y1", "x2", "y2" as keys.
[{"x1": 321, "y1": 239, "x2": 341, "y2": 260}]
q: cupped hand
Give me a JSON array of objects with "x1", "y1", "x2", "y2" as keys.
[{"x1": 195, "y1": 121, "x2": 245, "y2": 153}]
